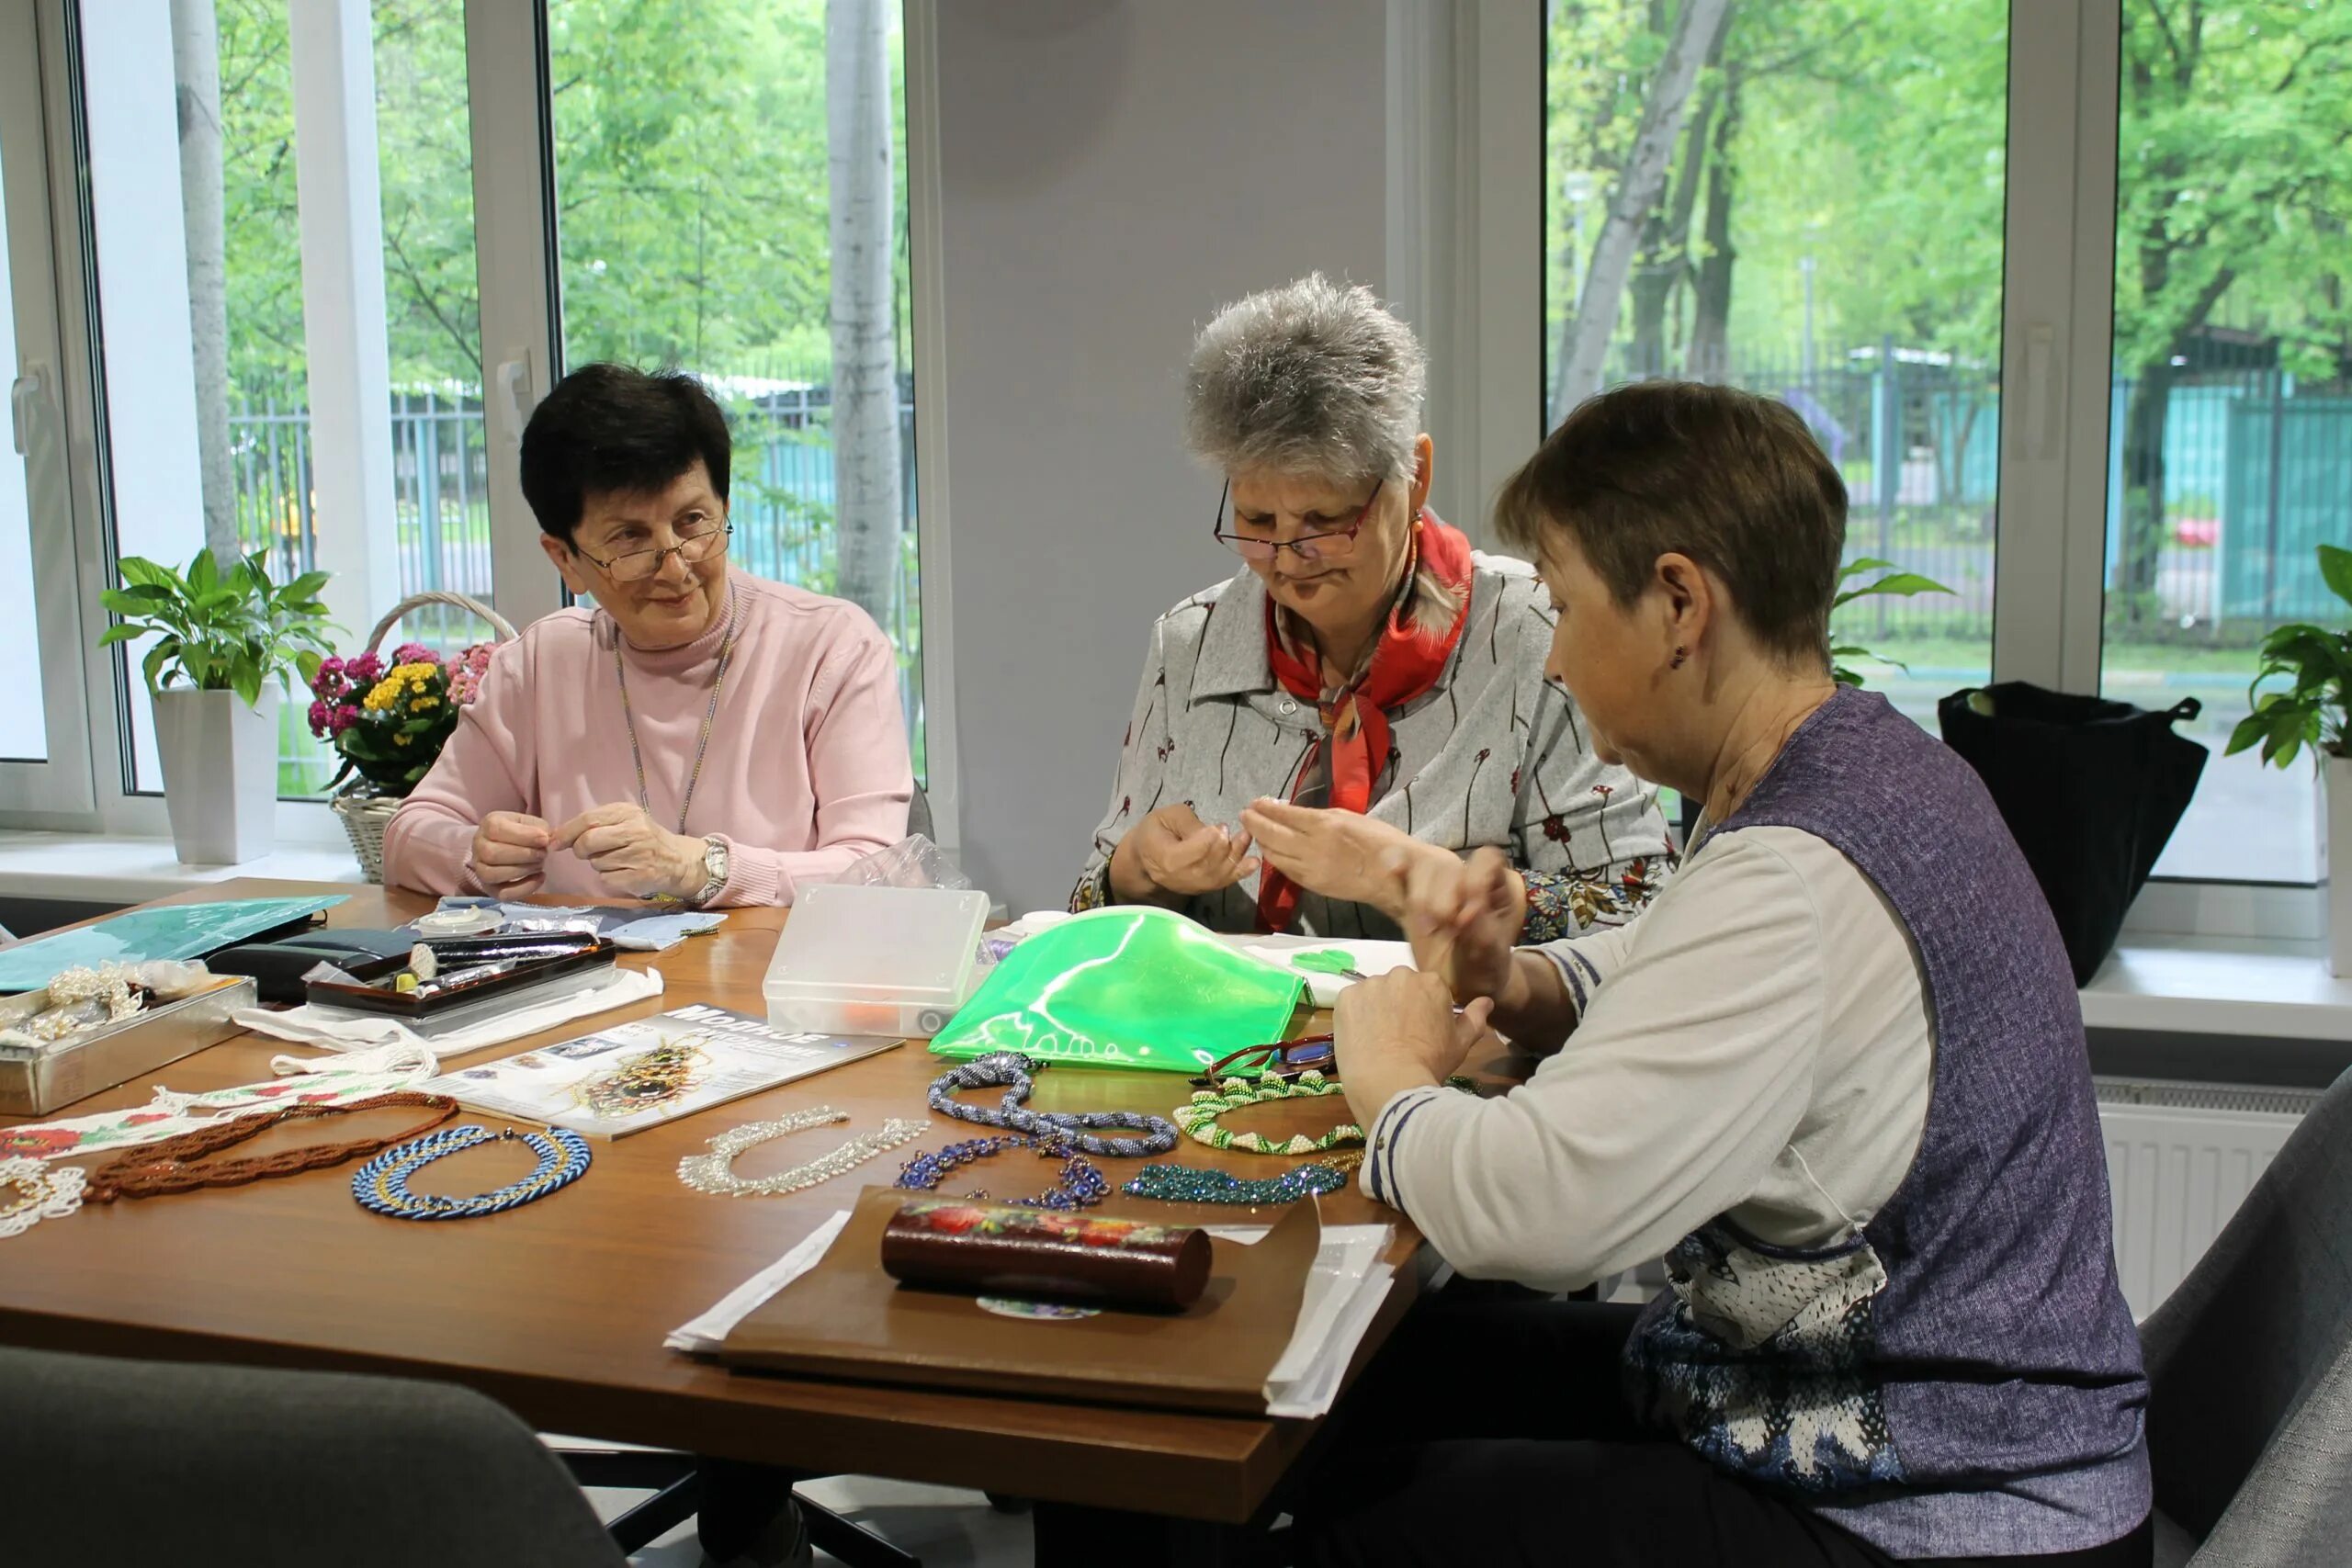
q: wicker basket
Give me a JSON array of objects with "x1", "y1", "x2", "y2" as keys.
[{"x1": 331, "y1": 591, "x2": 519, "y2": 884}]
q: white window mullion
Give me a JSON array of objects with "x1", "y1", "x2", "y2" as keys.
[
  {"x1": 464, "y1": 0, "x2": 562, "y2": 630},
  {"x1": 1993, "y1": 0, "x2": 2119, "y2": 696}
]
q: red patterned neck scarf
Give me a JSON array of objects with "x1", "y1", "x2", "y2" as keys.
[{"x1": 1257, "y1": 511, "x2": 1476, "y2": 933}]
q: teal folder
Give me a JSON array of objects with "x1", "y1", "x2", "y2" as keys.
[{"x1": 0, "y1": 896, "x2": 349, "y2": 993}]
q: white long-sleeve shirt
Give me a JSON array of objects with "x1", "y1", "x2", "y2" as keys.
[{"x1": 1363, "y1": 825, "x2": 1934, "y2": 1292}]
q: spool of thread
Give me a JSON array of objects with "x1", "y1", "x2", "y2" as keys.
[{"x1": 879, "y1": 1197, "x2": 1212, "y2": 1310}]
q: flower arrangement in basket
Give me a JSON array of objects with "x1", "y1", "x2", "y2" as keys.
[{"x1": 304, "y1": 592, "x2": 516, "y2": 881}]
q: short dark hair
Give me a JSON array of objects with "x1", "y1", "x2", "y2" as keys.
[
  {"x1": 1495, "y1": 381, "x2": 1848, "y2": 667},
  {"x1": 518, "y1": 364, "x2": 732, "y2": 544}
]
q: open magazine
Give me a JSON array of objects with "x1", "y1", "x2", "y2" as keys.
[{"x1": 422, "y1": 1003, "x2": 902, "y2": 1139}]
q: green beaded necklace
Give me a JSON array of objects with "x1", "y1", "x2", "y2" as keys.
[{"x1": 1172, "y1": 1070, "x2": 1363, "y2": 1156}]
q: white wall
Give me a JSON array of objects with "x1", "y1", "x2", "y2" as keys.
[{"x1": 933, "y1": 0, "x2": 1391, "y2": 911}]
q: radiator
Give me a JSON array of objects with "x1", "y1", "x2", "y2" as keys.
[{"x1": 2097, "y1": 1077, "x2": 2319, "y2": 1321}]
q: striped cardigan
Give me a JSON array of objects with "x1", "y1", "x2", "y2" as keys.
[{"x1": 1071, "y1": 554, "x2": 1672, "y2": 940}]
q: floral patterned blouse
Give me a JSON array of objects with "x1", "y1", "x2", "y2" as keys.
[{"x1": 1071, "y1": 554, "x2": 1674, "y2": 941}]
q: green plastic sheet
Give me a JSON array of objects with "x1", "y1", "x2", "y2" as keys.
[{"x1": 929, "y1": 907, "x2": 1307, "y2": 1076}]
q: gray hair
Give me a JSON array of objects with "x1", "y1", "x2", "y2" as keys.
[{"x1": 1183, "y1": 274, "x2": 1427, "y2": 486}]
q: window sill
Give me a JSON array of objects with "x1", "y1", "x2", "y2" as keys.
[
  {"x1": 2081, "y1": 933, "x2": 2352, "y2": 1043},
  {"x1": 0, "y1": 830, "x2": 369, "y2": 907}
]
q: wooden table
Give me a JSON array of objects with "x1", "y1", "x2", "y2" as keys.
[{"x1": 0, "y1": 880, "x2": 1429, "y2": 1551}]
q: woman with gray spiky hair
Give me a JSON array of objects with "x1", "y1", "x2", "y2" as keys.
[{"x1": 1071, "y1": 275, "x2": 1671, "y2": 941}]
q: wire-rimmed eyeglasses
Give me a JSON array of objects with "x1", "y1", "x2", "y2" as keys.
[
  {"x1": 1212, "y1": 479, "x2": 1382, "y2": 563},
  {"x1": 577, "y1": 514, "x2": 734, "y2": 582}
]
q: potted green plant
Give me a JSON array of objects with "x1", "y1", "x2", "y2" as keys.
[
  {"x1": 1831, "y1": 558, "x2": 1957, "y2": 687},
  {"x1": 2224, "y1": 542, "x2": 2352, "y2": 976},
  {"x1": 98, "y1": 548, "x2": 334, "y2": 864}
]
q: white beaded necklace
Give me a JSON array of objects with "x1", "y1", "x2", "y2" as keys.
[{"x1": 676, "y1": 1107, "x2": 929, "y2": 1198}]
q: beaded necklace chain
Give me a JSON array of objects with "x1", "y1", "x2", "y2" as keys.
[
  {"x1": 1122, "y1": 1150, "x2": 1364, "y2": 1206},
  {"x1": 1173, "y1": 1070, "x2": 1363, "y2": 1156},
  {"x1": 82, "y1": 1092, "x2": 460, "y2": 1203},
  {"x1": 678, "y1": 1108, "x2": 929, "y2": 1198},
  {"x1": 925, "y1": 1052, "x2": 1180, "y2": 1158},
  {"x1": 615, "y1": 587, "x2": 741, "y2": 835},
  {"x1": 351, "y1": 1124, "x2": 592, "y2": 1221},
  {"x1": 895, "y1": 1134, "x2": 1110, "y2": 1211},
  {"x1": 0, "y1": 1156, "x2": 85, "y2": 1237}
]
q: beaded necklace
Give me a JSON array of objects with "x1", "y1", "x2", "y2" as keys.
[
  {"x1": 895, "y1": 1134, "x2": 1110, "y2": 1211},
  {"x1": 351, "y1": 1124, "x2": 592, "y2": 1221},
  {"x1": 615, "y1": 588, "x2": 740, "y2": 835},
  {"x1": 82, "y1": 1092, "x2": 460, "y2": 1203},
  {"x1": 0, "y1": 1156, "x2": 85, "y2": 1237},
  {"x1": 925, "y1": 1052, "x2": 1180, "y2": 1158},
  {"x1": 678, "y1": 1108, "x2": 928, "y2": 1197},
  {"x1": 1173, "y1": 1070, "x2": 1363, "y2": 1156},
  {"x1": 1121, "y1": 1151, "x2": 1363, "y2": 1206}
]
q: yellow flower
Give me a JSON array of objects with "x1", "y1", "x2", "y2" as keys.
[
  {"x1": 410, "y1": 695, "x2": 440, "y2": 712},
  {"x1": 362, "y1": 674, "x2": 404, "y2": 712},
  {"x1": 393, "y1": 732, "x2": 412, "y2": 747}
]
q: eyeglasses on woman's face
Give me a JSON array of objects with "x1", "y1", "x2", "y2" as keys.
[
  {"x1": 1213, "y1": 479, "x2": 1384, "y2": 564},
  {"x1": 577, "y1": 511, "x2": 733, "y2": 582}
]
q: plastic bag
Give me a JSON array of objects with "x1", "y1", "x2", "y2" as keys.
[
  {"x1": 825, "y1": 835, "x2": 975, "y2": 893},
  {"x1": 928, "y1": 906, "x2": 1306, "y2": 1076}
]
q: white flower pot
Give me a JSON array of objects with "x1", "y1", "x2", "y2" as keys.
[
  {"x1": 152, "y1": 687, "x2": 279, "y2": 865},
  {"x1": 2324, "y1": 754, "x2": 2352, "y2": 978}
]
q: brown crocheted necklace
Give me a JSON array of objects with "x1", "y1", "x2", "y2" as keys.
[{"x1": 82, "y1": 1092, "x2": 459, "y2": 1203}]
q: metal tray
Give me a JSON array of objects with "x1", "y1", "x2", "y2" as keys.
[{"x1": 0, "y1": 976, "x2": 258, "y2": 1117}]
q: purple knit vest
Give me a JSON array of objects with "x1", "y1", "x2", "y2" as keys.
[{"x1": 1624, "y1": 687, "x2": 2150, "y2": 1558}]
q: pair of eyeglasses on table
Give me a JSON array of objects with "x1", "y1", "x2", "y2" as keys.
[{"x1": 1192, "y1": 1035, "x2": 1337, "y2": 1087}]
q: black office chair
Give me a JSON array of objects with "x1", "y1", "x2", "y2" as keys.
[
  {"x1": 560, "y1": 1446, "x2": 914, "y2": 1566},
  {"x1": 0, "y1": 1346, "x2": 628, "y2": 1567}
]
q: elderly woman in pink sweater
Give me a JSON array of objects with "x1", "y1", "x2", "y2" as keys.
[{"x1": 381, "y1": 365, "x2": 912, "y2": 907}]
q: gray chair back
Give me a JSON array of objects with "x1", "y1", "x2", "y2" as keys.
[
  {"x1": 0, "y1": 1346, "x2": 628, "y2": 1567},
  {"x1": 2140, "y1": 1067, "x2": 2352, "y2": 1566}
]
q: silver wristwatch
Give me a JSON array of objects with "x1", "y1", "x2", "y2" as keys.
[{"x1": 689, "y1": 834, "x2": 729, "y2": 908}]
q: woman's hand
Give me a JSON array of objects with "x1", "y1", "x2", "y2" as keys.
[
  {"x1": 469, "y1": 811, "x2": 550, "y2": 894},
  {"x1": 1109, "y1": 804, "x2": 1258, "y2": 903},
  {"x1": 1392, "y1": 845, "x2": 1526, "y2": 1006},
  {"x1": 1239, "y1": 799, "x2": 1437, "y2": 916},
  {"x1": 548, "y1": 804, "x2": 707, "y2": 901},
  {"x1": 1333, "y1": 969, "x2": 1494, "y2": 1133}
]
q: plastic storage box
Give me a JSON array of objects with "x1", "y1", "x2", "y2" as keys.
[{"x1": 763, "y1": 883, "x2": 991, "y2": 1038}]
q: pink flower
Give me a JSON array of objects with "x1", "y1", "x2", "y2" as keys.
[
  {"x1": 347, "y1": 652, "x2": 384, "y2": 683},
  {"x1": 328, "y1": 704, "x2": 361, "y2": 737},
  {"x1": 392, "y1": 642, "x2": 434, "y2": 666},
  {"x1": 320, "y1": 655, "x2": 345, "y2": 678},
  {"x1": 306, "y1": 699, "x2": 331, "y2": 737}
]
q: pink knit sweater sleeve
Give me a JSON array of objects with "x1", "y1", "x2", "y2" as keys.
[
  {"x1": 380, "y1": 643, "x2": 536, "y2": 897},
  {"x1": 711, "y1": 615, "x2": 912, "y2": 908}
]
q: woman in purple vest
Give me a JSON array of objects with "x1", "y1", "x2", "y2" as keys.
[{"x1": 1306, "y1": 382, "x2": 2151, "y2": 1567}]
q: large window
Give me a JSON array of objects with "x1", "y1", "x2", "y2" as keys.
[
  {"x1": 1544, "y1": 0, "x2": 2349, "y2": 893},
  {"x1": 2098, "y1": 0, "x2": 2350, "y2": 884},
  {"x1": 2, "y1": 0, "x2": 929, "y2": 840},
  {"x1": 1544, "y1": 1, "x2": 2007, "y2": 731},
  {"x1": 547, "y1": 0, "x2": 924, "y2": 777}
]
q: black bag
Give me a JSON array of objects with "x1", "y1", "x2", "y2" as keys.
[{"x1": 1937, "y1": 682, "x2": 2208, "y2": 986}]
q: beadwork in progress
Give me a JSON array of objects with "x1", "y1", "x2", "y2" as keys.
[
  {"x1": 925, "y1": 1052, "x2": 1180, "y2": 1158},
  {"x1": 0, "y1": 1156, "x2": 85, "y2": 1238},
  {"x1": 896, "y1": 1134, "x2": 1111, "y2": 1211},
  {"x1": 352, "y1": 1124, "x2": 593, "y2": 1220},
  {"x1": 678, "y1": 1108, "x2": 930, "y2": 1197},
  {"x1": 1174, "y1": 1071, "x2": 1363, "y2": 1156},
  {"x1": 571, "y1": 1037, "x2": 709, "y2": 1121},
  {"x1": 1121, "y1": 1151, "x2": 1363, "y2": 1206},
  {"x1": 81, "y1": 1093, "x2": 461, "y2": 1203}
]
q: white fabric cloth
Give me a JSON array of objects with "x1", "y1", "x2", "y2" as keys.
[
  {"x1": 1364, "y1": 824, "x2": 1934, "y2": 1293},
  {"x1": 233, "y1": 964, "x2": 662, "y2": 1062}
]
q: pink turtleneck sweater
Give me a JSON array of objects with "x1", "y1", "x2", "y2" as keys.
[{"x1": 381, "y1": 569, "x2": 912, "y2": 906}]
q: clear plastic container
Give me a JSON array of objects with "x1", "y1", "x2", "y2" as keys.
[{"x1": 763, "y1": 883, "x2": 991, "y2": 1038}]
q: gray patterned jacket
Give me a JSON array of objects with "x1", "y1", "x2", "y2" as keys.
[{"x1": 1071, "y1": 554, "x2": 1673, "y2": 940}]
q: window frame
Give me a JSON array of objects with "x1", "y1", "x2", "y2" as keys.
[
  {"x1": 1484, "y1": 0, "x2": 2304, "y2": 934},
  {"x1": 5, "y1": 0, "x2": 950, "y2": 855}
]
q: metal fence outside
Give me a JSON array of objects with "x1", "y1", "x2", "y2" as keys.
[
  {"x1": 1601, "y1": 346, "x2": 2352, "y2": 656},
  {"x1": 231, "y1": 376, "x2": 923, "y2": 791}
]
